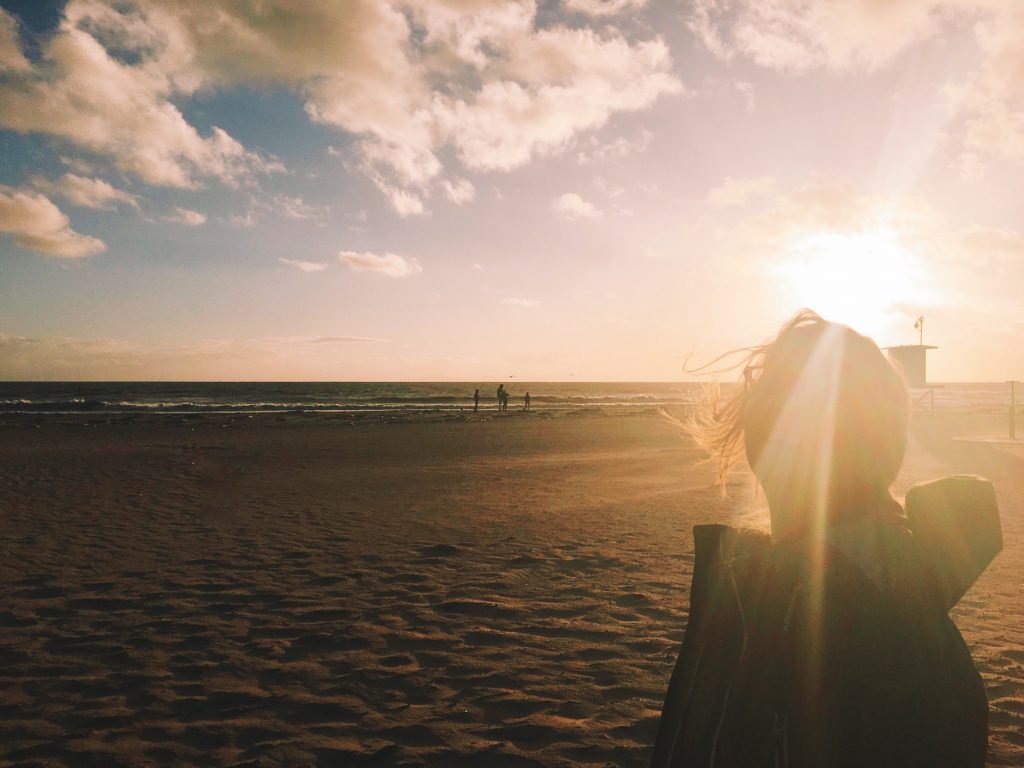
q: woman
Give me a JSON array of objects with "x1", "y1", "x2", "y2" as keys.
[{"x1": 651, "y1": 310, "x2": 997, "y2": 768}]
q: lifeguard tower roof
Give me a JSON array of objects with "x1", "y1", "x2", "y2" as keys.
[{"x1": 885, "y1": 344, "x2": 937, "y2": 388}]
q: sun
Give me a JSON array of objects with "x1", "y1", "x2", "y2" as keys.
[{"x1": 773, "y1": 227, "x2": 935, "y2": 338}]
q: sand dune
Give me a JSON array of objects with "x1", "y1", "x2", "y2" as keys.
[{"x1": 0, "y1": 410, "x2": 1020, "y2": 766}]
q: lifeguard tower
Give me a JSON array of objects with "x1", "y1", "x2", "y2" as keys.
[
  {"x1": 886, "y1": 344, "x2": 937, "y2": 388},
  {"x1": 885, "y1": 315, "x2": 936, "y2": 388}
]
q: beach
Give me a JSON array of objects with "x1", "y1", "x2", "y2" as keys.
[{"x1": 1, "y1": 408, "x2": 1021, "y2": 767}]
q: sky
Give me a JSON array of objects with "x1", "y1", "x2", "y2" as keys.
[{"x1": 0, "y1": 0, "x2": 1021, "y2": 382}]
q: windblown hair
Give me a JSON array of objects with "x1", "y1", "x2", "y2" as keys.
[{"x1": 689, "y1": 310, "x2": 910, "y2": 499}]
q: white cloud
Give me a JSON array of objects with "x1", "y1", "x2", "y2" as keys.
[
  {"x1": 564, "y1": 0, "x2": 648, "y2": 16},
  {"x1": 1, "y1": 2, "x2": 680, "y2": 210},
  {"x1": 32, "y1": 173, "x2": 138, "y2": 210},
  {"x1": 436, "y1": 30, "x2": 681, "y2": 173},
  {"x1": 946, "y1": 4, "x2": 1024, "y2": 174},
  {"x1": 272, "y1": 195, "x2": 324, "y2": 221},
  {"x1": 0, "y1": 3, "x2": 279, "y2": 188},
  {"x1": 689, "y1": 1, "x2": 1024, "y2": 171},
  {"x1": 689, "y1": 0, "x2": 949, "y2": 72},
  {"x1": 0, "y1": 187, "x2": 106, "y2": 258},
  {"x1": 164, "y1": 207, "x2": 207, "y2": 226},
  {"x1": 576, "y1": 129, "x2": 653, "y2": 164},
  {"x1": 377, "y1": 185, "x2": 426, "y2": 218},
  {"x1": 0, "y1": 9, "x2": 29, "y2": 71},
  {"x1": 339, "y1": 250, "x2": 423, "y2": 278},
  {"x1": 733, "y1": 80, "x2": 755, "y2": 112},
  {"x1": 553, "y1": 192, "x2": 603, "y2": 220},
  {"x1": 502, "y1": 297, "x2": 541, "y2": 307},
  {"x1": 706, "y1": 175, "x2": 777, "y2": 207},
  {"x1": 8, "y1": 1, "x2": 678, "y2": 213},
  {"x1": 279, "y1": 258, "x2": 328, "y2": 272},
  {"x1": 441, "y1": 178, "x2": 476, "y2": 205}
]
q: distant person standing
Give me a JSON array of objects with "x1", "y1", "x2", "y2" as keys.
[
  {"x1": 502, "y1": 388, "x2": 510, "y2": 413},
  {"x1": 473, "y1": 388, "x2": 480, "y2": 413},
  {"x1": 496, "y1": 384, "x2": 505, "y2": 412},
  {"x1": 524, "y1": 391, "x2": 531, "y2": 411}
]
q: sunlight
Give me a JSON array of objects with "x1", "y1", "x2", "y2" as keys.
[
  {"x1": 750, "y1": 326, "x2": 846, "y2": 697},
  {"x1": 774, "y1": 228, "x2": 935, "y2": 337}
]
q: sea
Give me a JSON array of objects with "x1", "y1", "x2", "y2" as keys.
[{"x1": 0, "y1": 382, "x2": 1016, "y2": 415}]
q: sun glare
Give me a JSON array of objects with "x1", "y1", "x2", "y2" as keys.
[{"x1": 774, "y1": 229, "x2": 935, "y2": 338}]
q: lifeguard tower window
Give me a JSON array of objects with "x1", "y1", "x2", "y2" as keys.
[{"x1": 885, "y1": 345, "x2": 937, "y2": 388}]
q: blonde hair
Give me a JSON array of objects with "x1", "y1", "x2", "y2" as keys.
[{"x1": 689, "y1": 310, "x2": 909, "y2": 502}]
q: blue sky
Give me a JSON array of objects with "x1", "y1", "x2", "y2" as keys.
[{"x1": 1, "y1": 0, "x2": 1022, "y2": 380}]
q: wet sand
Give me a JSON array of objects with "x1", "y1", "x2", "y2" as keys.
[{"x1": 0, "y1": 409, "x2": 1021, "y2": 766}]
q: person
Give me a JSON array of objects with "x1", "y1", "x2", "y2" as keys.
[
  {"x1": 650, "y1": 310, "x2": 997, "y2": 768},
  {"x1": 473, "y1": 388, "x2": 480, "y2": 413},
  {"x1": 496, "y1": 383, "x2": 504, "y2": 412},
  {"x1": 524, "y1": 391, "x2": 531, "y2": 411},
  {"x1": 502, "y1": 387, "x2": 510, "y2": 412}
]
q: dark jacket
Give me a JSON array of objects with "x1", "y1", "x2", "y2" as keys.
[{"x1": 651, "y1": 475, "x2": 1000, "y2": 768}]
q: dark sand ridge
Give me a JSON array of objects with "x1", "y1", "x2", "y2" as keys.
[{"x1": 0, "y1": 409, "x2": 1021, "y2": 767}]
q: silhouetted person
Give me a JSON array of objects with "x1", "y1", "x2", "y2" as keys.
[
  {"x1": 502, "y1": 388, "x2": 510, "y2": 412},
  {"x1": 651, "y1": 310, "x2": 996, "y2": 768},
  {"x1": 524, "y1": 391, "x2": 531, "y2": 411},
  {"x1": 473, "y1": 388, "x2": 479, "y2": 412},
  {"x1": 496, "y1": 384, "x2": 504, "y2": 412}
]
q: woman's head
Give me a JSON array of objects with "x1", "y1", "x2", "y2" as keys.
[{"x1": 693, "y1": 310, "x2": 909, "y2": 536}]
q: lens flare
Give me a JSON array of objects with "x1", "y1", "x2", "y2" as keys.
[{"x1": 751, "y1": 325, "x2": 846, "y2": 692}]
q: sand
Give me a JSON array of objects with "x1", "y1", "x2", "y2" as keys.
[{"x1": 0, "y1": 408, "x2": 1021, "y2": 767}]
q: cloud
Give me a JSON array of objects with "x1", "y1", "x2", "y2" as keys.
[
  {"x1": 502, "y1": 297, "x2": 541, "y2": 307},
  {"x1": 0, "y1": 332, "x2": 389, "y2": 380},
  {"x1": 946, "y1": 4, "x2": 1024, "y2": 174},
  {"x1": 688, "y1": 0, "x2": 949, "y2": 72},
  {"x1": 576, "y1": 129, "x2": 653, "y2": 164},
  {"x1": 706, "y1": 174, "x2": 1024, "y2": 320},
  {"x1": 309, "y1": 335, "x2": 387, "y2": 344},
  {"x1": 229, "y1": 205, "x2": 259, "y2": 228},
  {"x1": 948, "y1": 225, "x2": 1024, "y2": 267},
  {"x1": 376, "y1": 185, "x2": 426, "y2": 218},
  {"x1": 2, "y1": 1, "x2": 680, "y2": 212},
  {"x1": 706, "y1": 175, "x2": 776, "y2": 207},
  {"x1": 272, "y1": 195, "x2": 325, "y2": 221},
  {"x1": 441, "y1": 178, "x2": 476, "y2": 205},
  {"x1": 553, "y1": 192, "x2": 603, "y2": 220},
  {"x1": 733, "y1": 176, "x2": 897, "y2": 245},
  {"x1": 733, "y1": 81, "x2": 755, "y2": 112},
  {"x1": 164, "y1": 207, "x2": 207, "y2": 226},
  {"x1": 564, "y1": 0, "x2": 648, "y2": 16},
  {"x1": 689, "y1": 1, "x2": 1024, "y2": 172},
  {"x1": 32, "y1": 173, "x2": 139, "y2": 210},
  {"x1": 0, "y1": 3, "x2": 280, "y2": 188},
  {"x1": 279, "y1": 258, "x2": 328, "y2": 272},
  {"x1": 0, "y1": 8, "x2": 29, "y2": 71},
  {"x1": 0, "y1": 187, "x2": 106, "y2": 258},
  {"x1": 435, "y1": 30, "x2": 682, "y2": 173},
  {"x1": 339, "y1": 250, "x2": 423, "y2": 278}
]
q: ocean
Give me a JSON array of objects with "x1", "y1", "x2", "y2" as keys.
[{"x1": 0, "y1": 381, "x2": 1016, "y2": 415}]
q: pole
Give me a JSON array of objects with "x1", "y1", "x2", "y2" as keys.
[{"x1": 1010, "y1": 381, "x2": 1018, "y2": 440}]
